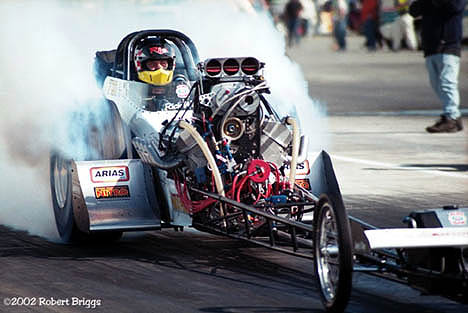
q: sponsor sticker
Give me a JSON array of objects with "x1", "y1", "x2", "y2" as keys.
[
  {"x1": 448, "y1": 211, "x2": 467, "y2": 226},
  {"x1": 104, "y1": 77, "x2": 129, "y2": 100},
  {"x1": 175, "y1": 84, "x2": 190, "y2": 99},
  {"x1": 149, "y1": 46, "x2": 168, "y2": 55},
  {"x1": 284, "y1": 160, "x2": 310, "y2": 176},
  {"x1": 90, "y1": 166, "x2": 129, "y2": 183},
  {"x1": 164, "y1": 101, "x2": 191, "y2": 111},
  {"x1": 295, "y1": 178, "x2": 311, "y2": 190},
  {"x1": 94, "y1": 185, "x2": 130, "y2": 200}
]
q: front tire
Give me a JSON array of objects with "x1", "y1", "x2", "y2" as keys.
[{"x1": 313, "y1": 195, "x2": 353, "y2": 313}]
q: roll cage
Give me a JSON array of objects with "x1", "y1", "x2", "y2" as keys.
[{"x1": 95, "y1": 29, "x2": 201, "y2": 86}]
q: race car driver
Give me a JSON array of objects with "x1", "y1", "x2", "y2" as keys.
[{"x1": 134, "y1": 38, "x2": 191, "y2": 111}]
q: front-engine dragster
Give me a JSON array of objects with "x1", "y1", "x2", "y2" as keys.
[
  {"x1": 50, "y1": 29, "x2": 468, "y2": 313},
  {"x1": 50, "y1": 29, "x2": 409, "y2": 313}
]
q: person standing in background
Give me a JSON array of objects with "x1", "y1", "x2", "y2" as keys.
[
  {"x1": 380, "y1": 0, "x2": 418, "y2": 51},
  {"x1": 284, "y1": 0, "x2": 304, "y2": 46},
  {"x1": 410, "y1": 0, "x2": 466, "y2": 133},
  {"x1": 332, "y1": 0, "x2": 349, "y2": 50},
  {"x1": 361, "y1": 0, "x2": 380, "y2": 51}
]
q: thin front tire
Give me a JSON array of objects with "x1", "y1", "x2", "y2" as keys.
[{"x1": 313, "y1": 195, "x2": 353, "y2": 313}]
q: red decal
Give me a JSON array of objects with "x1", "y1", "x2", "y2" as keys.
[
  {"x1": 149, "y1": 46, "x2": 168, "y2": 55},
  {"x1": 295, "y1": 178, "x2": 311, "y2": 190},
  {"x1": 94, "y1": 185, "x2": 130, "y2": 199}
]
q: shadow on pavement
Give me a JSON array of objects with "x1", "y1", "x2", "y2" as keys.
[
  {"x1": 0, "y1": 225, "x2": 317, "y2": 299},
  {"x1": 400, "y1": 164, "x2": 468, "y2": 172},
  {"x1": 199, "y1": 306, "x2": 321, "y2": 313}
]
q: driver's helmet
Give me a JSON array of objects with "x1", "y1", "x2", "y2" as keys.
[{"x1": 134, "y1": 38, "x2": 176, "y2": 86}]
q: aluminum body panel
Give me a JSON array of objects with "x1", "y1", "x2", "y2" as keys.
[
  {"x1": 103, "y1": 76, "x2": 192, "y2": 167},
  {"x1": 307, "y1": 150, "x2": 352, "y2": 228},
  {"x1": 103, "y1": 76, "x2": 192, "y2": 132},
  {"x1": 157, "y1": 169, "x2": 192, "y2": 227},
  {"x1": 74, "y1": 159, "x2": 160, "y2": 231}
]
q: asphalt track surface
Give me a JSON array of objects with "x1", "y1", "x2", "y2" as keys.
[{"x1": 1, "y1": 36, "x2": 467, "y2": 313}]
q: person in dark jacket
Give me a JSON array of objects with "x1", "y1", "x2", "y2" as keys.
[
  {"x1": 361, "y1": 0, "x2": 379, "y2": 51},
  {"x1": 410, "y1": 0, "x2": 466, "y2": 133},
  {"x1": 283, "y1": 0, "x2": 304, "y2": 47}
]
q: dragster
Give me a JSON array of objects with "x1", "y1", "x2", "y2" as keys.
[{"x1": 49, "y1": 30, "x2": 468, "y2": 312}]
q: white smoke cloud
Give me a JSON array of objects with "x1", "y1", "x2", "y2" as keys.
[{"x1": 0, "y1": 0, "x2": 326, "y2": 240}]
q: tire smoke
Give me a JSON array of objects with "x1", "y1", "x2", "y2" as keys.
[{"x1": 0, "y1": 0, "x2": 326, "y2": 240}]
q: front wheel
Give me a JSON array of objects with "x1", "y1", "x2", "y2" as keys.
[{"x1": 313, "y1": 195, "x2": 353, "y2": 313}]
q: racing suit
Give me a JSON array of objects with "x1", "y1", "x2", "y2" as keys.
[{"x1": 145, "y1": 76, "x2": 192, "y2": 112}]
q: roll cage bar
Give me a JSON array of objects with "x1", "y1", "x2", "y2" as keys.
[{"x1": 112, "y1": 29, "x2": 200, "y2": 82}]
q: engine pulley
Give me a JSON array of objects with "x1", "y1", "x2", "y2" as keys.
[{"x1": 222, "y1": 117, "x2": 245, "y2": 141}]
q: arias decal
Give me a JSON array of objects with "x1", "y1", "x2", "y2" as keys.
[
  {"x1": 90, "y1": 166, "x2": 130, "y2": 183},
  {"x1": 94, "y1": 185, "x2": 130, "y2": 200}
]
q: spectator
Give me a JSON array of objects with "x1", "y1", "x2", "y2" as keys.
[
  {"x1": 283, "y1": 0, "x2": 304, "y2": 46},
  {"x1": 348, "y1": 0, "x2": 362, "y2": 32},
  {"x1": 361, "y1": 0, "x2": 379, "y2": 51},
  {"x1": 380, "y1": 0, "x2": 418, "y2": 51},
  {"x1": 332, "y1": 0, "x2": 349, "y2": 50},
  {"x1": 299, "y1": 0, "x2": 319, "y2": 37},
  {"x1": 317, "y1": 0, "x2": 335, "y2": 34},
  {"x1": 410, "y1": 0, "x2": 466, "y2": 133}
]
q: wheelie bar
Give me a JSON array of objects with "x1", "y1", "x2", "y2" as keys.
[{"x1": 190, "y1": 187, "x2": 316, "y2": 259}]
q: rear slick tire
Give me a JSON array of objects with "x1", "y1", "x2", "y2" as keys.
[
  {"x1": 50, "y1": 152, "x2": 88, "y2": 243},
  {"x1": 50, "y1": 100, "x2": 126, "y2": 243},
  {"x1": 50, "y1": 152, "x2": 122, "y2": 243},
  {"x1": 313, "y1": 195, "x2": 353, "y2": 313}
]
